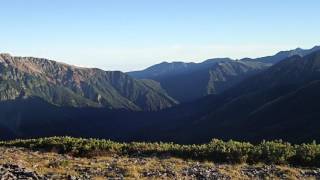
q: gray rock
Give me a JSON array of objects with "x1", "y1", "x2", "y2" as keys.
[
  {"x1": 0, "y1": 163, "x2": 43, "y2": 180},
  {"x1": 182, "y1": 163, "x2": 231, "y2": 180}
]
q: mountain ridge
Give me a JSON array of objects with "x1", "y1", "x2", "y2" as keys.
[
  {"x1": 128, "y1": 46, "x2": 320, "y2": 102},
  {"x1": 0, "y1": 53, "x2": 177, "y2": 111},
  {"x1": 171, "y1": 49, "x2": 320, "y2": 143}
]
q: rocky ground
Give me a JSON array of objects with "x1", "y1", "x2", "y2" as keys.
[{"x1": 0, "y1": 147, "x2": 319, "y2": 179}]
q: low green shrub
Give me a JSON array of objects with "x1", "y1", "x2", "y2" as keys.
[
  {"x1": 1, "y1": 137, "x2": 319, "y2": 167},
  {"x1": 291, "y1": 141, "x2": 320, "y2": 166},
  {"x1": 250, "y1": 140, "x2": 295, "y2": 164}
]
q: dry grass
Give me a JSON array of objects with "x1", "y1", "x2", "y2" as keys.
[{"x1": 0, "y1": 147, "x2": 316, "y2": 179}]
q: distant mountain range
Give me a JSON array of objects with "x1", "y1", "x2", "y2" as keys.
[
  {"x1": 179, "y1": 49, "x2": 320, "y2": 143},
  {"x1": 128, "y1": 46, "x2": 320, "y2": 102},
  {"x1": 134, "y1": 48, "x2": 320, "y2": 143},
  {"x1": 0, "y1": 53, "x2": 177, "y2": 111},
  {"x1": 1, "y1": 46, "x2": 320, "y2": 144}
]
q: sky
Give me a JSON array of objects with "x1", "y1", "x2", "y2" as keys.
[{"x1": 1, "y1": 0, "x2": 320, "y2": 71}]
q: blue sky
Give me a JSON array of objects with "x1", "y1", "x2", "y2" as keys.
[{"x1": 1, "y1": 0, "x2": 320, "y2": 71}]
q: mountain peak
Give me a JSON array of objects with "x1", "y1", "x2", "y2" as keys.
[
  {"x1": 203, "y1": 58, "x2": 233, "y2": 64},
  {"x1": 311, "y1": 45, "x2": 320, "y2": 51},
  {"x1": 0, "y1": 53, "x2": 11, "y2": 57}
]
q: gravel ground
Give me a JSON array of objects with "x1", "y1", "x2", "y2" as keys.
[{"x1": 0, "y1": 147, "x2": 319, "y2": 179}]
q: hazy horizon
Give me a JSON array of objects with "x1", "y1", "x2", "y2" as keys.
[
  {"x1": 1, "y1": 44, "x2": 319, "y2": 72},
  {"x1": 1, "y1": 0, "x2": 320, "y2": 71}
]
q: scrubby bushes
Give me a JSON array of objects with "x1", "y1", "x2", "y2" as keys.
[
  {"x1": 250, "y1": 140, "x2": 295, "y2": 164},
  {"x1": 204, "y1": 139, "x2": 253, "y2": 163},
  {"x1": 291, "y1": 141, "x2": 320, "y2": 166},
  {"x1": 0, "y1": 137, "x2": 123, "y2": 156},
  {"x1": 1, "y1": 136, "x2": 320, "y2": 167}
]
